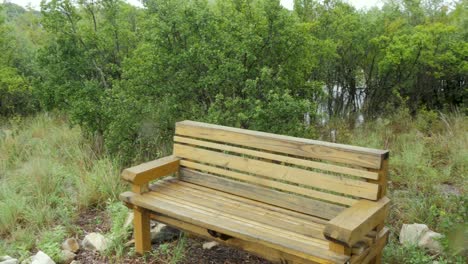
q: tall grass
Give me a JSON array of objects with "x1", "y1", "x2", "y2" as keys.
[
  {"x1": 0, "y1": 113, "x2": 124, "y2": 259},
  {"x1": 322, "y1": 109, "x2": 467, "y2": 263}
]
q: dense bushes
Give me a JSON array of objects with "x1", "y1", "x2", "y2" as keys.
[{"x1": 0, "y1": 0, "x2": 466, "y2": 162}]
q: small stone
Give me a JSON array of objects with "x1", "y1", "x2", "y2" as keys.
[
  {"x1": 61, "y1": 250, "x2": 76, "y2": 264},
  {"x1": 70, "y1": 261, "x2": 81, "y2": 264},
  {"x1": 437, "y1": 184, "x2": 461, "y2": 197},
  {"x1": 150, "y1": 220, "x2": 158, "y2": 228},
  {"x1": 400, "y1": 224, "x2": 429, "y2": 245},
  {"x1": 82, "y1": 233, "x2": 108, "y2": 252},
  {"x1": 0, "y1": 256, "x2": 18, "y2": 264},
  {"x1": 202, "y1": 241, "x2": 219, "y2": 250},
  {"x1": 123, "y1": 212, "x2": 134, "y2": 229},
  {"x1": 150, "y1": 223, "x2": 181, "y2": 244},
  {"x1": 62, "y1": 238, "x2": 80, "y2": 253},
  {"x1": 31, "y1": 251, "x2": 55, "y2": 264},
  {"x1": 419, "y1": 230, "x2": 443, "y2": 254}
]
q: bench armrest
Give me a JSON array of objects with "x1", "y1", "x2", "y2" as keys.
[
  {"x1": 323, "y1": 197, "x2": 390, "y2": 247},
  {"x1": 122, "y1": 155, "x2": 180, "y2": 185}
]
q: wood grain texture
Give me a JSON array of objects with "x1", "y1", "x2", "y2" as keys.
[
  {"x1": 323, "y1": 197, "x2": 390, "y2": 247},
  {"x1": 150, "y1": 180, "x2": 327, "y2": 239},
  {"x1": 174, "y1": 136, "x2": 379, "y2": 180},
  {"x1": 180, "y1": 160, "x2": 357, "y2": 206},
  {"x1": 175, "y1": 120, "x2": 388, "y2": 169},
  {"x1": 329, "y1": 242, "x2": 351, "y2": 255},
  {"x1": 350, "y1": 227, "x2": 389, "y2": 264},
  {"x1": 149, "y1": 213, "x2": 339, "y2": 264},
  {"x1": 174, "y1": 144, "x2": 379, "y2": 200},
  {"x1": 120, "y1": 191, "x2": 349, "y2": 263},
  {"x1": 180, "y1": 169, "x2": 346, "y2": 220},
  {"x1": 172, "y1": 179, "x2": 329, "y2": 225},
  {"x1": 121, "y1": 155, "x2": 180, "y2": 185},
  {"x1": 133, "y1": 206, "x2": 151, "y2": 254}
]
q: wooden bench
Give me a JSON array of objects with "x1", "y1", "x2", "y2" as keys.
[{"x1": 120, "y1": 121, "x2": 390, "y2": 264}]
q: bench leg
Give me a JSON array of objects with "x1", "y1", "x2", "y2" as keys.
[
  {"x1": 370, "y1": 253, "x2": 382, "y2": 264},
  {"x1": 134, "y1": 206, "x2": 151, "y2": 254}
]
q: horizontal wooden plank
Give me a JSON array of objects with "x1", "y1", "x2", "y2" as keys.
[
  {"x1": 151, "y1": 180, "x2": 327, "y2": 239},
  {"x1": 180, "y1": 169, "x2": 345, "y2": 219},
  {"x1": 174, "y1": 136, "x2": 379, "y2": 180},
  {"x1": 174, "y1": 144, "x2": 379, "y2": 200},
  {"x1": 149, "y1": 213, "x2": 332, "y2": 264},
  {"x1": 180, "y1": 160, "x2": 357, "y2": 206},
  {"x1": 176, "y1": 120, "x2": 388, "y2": 169},
  {"x1": 324, "y1": 197, "x2": 390, "y2": 247},
  {"x1": 120, "y1": 191, "x2": 349, "y2": 263},
  {"x1": 148, "y1": 192, "x2": 328, "y2": 247},
  {"x1": 173, "y1": 180, "x2": 330, "y2": 225},
  {"x1": 121, "y1": 155, "x2": 180, "y2": 185}
]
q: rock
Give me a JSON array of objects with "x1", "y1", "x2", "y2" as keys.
[
  {"x1": 69, "y1": 261, "x2": 81, "y2": 264},
  {"x1": 82, "y1": 233, "x2": 108, "y2": 252},
  {"x1": 31, "y1": 251, "x2": 55, "y2": 264},
  {"x1": 400, "y1": 223, "x2": 444, "y2": 254},
  {"x1": 62, "y1": 238, "x2": 80, "y2": 253},
  {"x1": 0, "y1": 256, "x2": 18, "y2": 264},
  {"x1": 419, "y1": 230, "x2": 443, "y2": 254},
  {"x1": 150, "y1": 223, "x2": 181, "y2": 244},
  {"x1": 1, "y1": 259, "x2": 18, "y2": 264},
  {"x1": 400, "y1": 223, "x2": 429, "y2": 245},
  {"x1": 123, "y1": 212, "x2": 134, "y2": 229},
  {"x1": 61, "y1": 250, "x2": 76, "y2": 264},
  {"x1": 202, "y1": 241, "x2": 219, "y2": 250},
  {"x1": 437, "y1": 184, "x2": 461, "y2": 197}
]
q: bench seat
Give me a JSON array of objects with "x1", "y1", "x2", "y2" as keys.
[
  {"x1": 120, "y1": 120, "x2": 390, "y2": 263},
  {"x1": 121, "y1": 178, "x2": 350, "y2": 264}
]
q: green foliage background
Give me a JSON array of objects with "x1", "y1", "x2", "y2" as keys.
[
  {"x1": 0, "y1": 1, "x2": 466, "y2": 262},
  {"x1": 1, "y1": 0, "x2": 466, "y2": 162}
]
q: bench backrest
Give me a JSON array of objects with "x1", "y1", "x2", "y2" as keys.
[{"x1": 173, "y1": 120, "x2": 389, "y2": 220}]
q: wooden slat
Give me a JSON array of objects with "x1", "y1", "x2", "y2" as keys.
[
  {"x1": 180, "y1": 160, "x2": 357, "y2": 206},
  {"x1": 150, "y1": 191, "x2": 329, "y2": 248},
  {"x1": 174, "y1": 136, "x2": 379, "y2": 180},
  {"x1": 149, "y1": 213, "x2": 328, "y2": 264},
  {"x1": 176, "y1": 120, "x2": 388, "y2": 169},
  {"x1": 120, "y1": 191, "x2": 349, "y2": 263},
  {"x1": 172, "y1": 180, "x2": 330, "y2": 225},
  {"x1": 151, "y1": 180, "x2": 327, "y2": 239},
  {"x1": 174, "y1": 144, "x2": 379, "y2": 200},
  {"x1": 180, "y1": 169, "x2": 345, "y2": 219},
  {"x1": 323, "y1": 197, "x2": 390, "y2": 247}
]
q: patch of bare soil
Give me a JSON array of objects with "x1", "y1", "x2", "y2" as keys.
[
  {"x1": 74, "y1": 207, "x2": 111, "y2": 234},
  {"x1": 179, "y1": 237, "x2": 271, "y2": 264}
]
